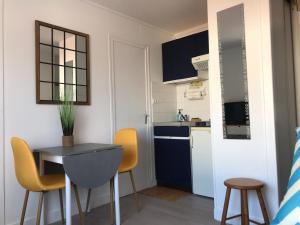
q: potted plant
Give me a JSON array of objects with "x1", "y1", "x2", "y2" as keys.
[{"x1": 59, "y1": 95, "x2": 75, "y2": 147}]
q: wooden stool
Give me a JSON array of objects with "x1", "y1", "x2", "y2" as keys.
[{"x1": 221, "y1": 178, "x2": 270, "y2": 225}]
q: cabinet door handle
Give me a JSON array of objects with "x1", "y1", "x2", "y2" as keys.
[{"x1": 191, "y1": 135, "x2": 193, "y2": 148}]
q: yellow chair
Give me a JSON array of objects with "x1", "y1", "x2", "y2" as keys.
[
  {"x1": 11, "y1": 137, "x2": 84, "y2": 225},
  {"x1": 85, "y1": 128, "x2": 139, "y2": 217}
]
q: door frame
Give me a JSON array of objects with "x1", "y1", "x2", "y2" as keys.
[
  {"x1": 108, "y1": 35, "x2": 156, "y2": 187},
  {"x1": 0, "y1": 0, "x2": 5, "y2": 223}
]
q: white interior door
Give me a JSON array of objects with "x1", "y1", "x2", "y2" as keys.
[{"x1": 110, "y1": 37, "x2": 152, "y2": 191}]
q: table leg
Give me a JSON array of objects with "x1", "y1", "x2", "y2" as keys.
[
  {"x1": 65, "y1": 174, "x2": 72, "y2": 225},
  {"x1": 114, "y1": 172, "x2": 120, "y2": 225},
  {"x1": 39, "y1": 155, "x2": 45, "y2": 225}
]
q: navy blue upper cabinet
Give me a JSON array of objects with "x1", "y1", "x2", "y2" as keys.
[{"x1": 162, "y1": 31, "x2": 209, "y2": 83}]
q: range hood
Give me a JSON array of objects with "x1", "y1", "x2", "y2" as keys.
[
  {"x1": 163, "y1": 54, "x2": 209, "y2": 84},
  {"x1": 191, "y1": 54, "x2": 209, "y2": 81}
]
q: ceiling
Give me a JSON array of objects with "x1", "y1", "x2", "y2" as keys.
[{"x1": 87, "y1": 0, "x2": 208, "y2": 34}]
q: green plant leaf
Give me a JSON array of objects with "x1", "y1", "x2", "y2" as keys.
[{"x1": 59, "y1": 91, "x2": 75, "y2": 136}]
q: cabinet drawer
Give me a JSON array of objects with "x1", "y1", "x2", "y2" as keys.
[{"x1": 154, "y1": 126, "x2": 190, "y2": 137}]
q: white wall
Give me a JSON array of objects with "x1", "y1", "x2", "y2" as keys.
[
  {"x1": 208, "y1": 0, "x2": 279, "y2": 223},
  {"x1": 0, "y1": 0, "x2": 5, "y2": 224},
  {"x1": 152, "y1": 80, "x2": 211, "y2": 123},
  {"x1": 2, "y1": 0, "x2": 172, "y2": 224}
]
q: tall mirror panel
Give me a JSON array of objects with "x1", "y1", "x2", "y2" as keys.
[{"x1": 217, "y1": 4, "x2": 251, "y2": 139}]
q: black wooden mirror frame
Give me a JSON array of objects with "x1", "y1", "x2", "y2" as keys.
[{"x1": 35, "y1": 20, "x2": 90, "y2": 105}]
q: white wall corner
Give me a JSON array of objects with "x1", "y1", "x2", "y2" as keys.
[{"x1": 173, "y1": 23, "x2": 208, "y2": 39}]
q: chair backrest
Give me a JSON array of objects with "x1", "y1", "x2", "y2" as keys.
[
  {"x1": 114, "y1": 128, "x2": 138, "y2": 171},
  {"x1": 11, "y1": 137, "x2": 42, "y2": 191}
]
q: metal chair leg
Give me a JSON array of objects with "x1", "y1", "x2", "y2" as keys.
[
  {"x1": 85, "y1": 189, "x2": 92, "y2": 214},
  {"x1": 110, "y1": 178, "x2": 115, "y2": 225},
  {"x1": 73, "y1": 185, "x2": 85, "y2": 225},
  {"x1": 36, "y1": 192, "x2": 44, "y2": 225},
  {"x1": 20, "y1": 190, "x2": 30, "y2": 225},
  {"x1": 129, "y1": 170, "x2": 140, "y2": 211},
  {"x1": 59, "y1": 189, "x2": 65, "y2": 224}
]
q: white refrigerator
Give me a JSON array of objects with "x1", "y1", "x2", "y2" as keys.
[{"x1": 191, "y1": 127, "x2": 214, "y2": 198}]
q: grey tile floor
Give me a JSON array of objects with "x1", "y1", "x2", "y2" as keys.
[{"x1": 51, "y1": 193, "x2": 219, "y2": 225}]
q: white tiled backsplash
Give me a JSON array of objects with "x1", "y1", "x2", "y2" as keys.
[
  {"x1": 152, "y1": 82, "x2": 177, "y2": 123},
  {"x1": 152, "y1": 81, "x2": 210, "y2": 123},
  {"x1": 176, "y1": 81, "x2": 210, "y2": 121}
]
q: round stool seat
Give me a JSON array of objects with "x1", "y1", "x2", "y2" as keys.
[{"x1": 224, "y1": 178, "x2": 264, "y2": 190}]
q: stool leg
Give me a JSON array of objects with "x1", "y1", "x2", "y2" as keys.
[
  {"x1": 256, "y1": 189, "x2": 269, "y2": 225},
  {"x1": 221, "y1": 187, "x2": 231, "y2": 225},
  {"x1": 241, "y1": 190, "x2": 249, "y2": 225}
]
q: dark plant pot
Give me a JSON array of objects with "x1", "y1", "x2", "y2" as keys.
[{"x1": 62, "y1": 135, "x2": 74, "y2": 147}]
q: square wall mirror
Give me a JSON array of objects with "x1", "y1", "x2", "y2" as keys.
[
  {"x1": 36, "y1": 20, "x2": 90, "y2": 105},
  {"x1": 217, "y1": 4, "x2": 251, "y2": 139}
]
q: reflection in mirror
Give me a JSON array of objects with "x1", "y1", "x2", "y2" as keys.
[
  {"x1": 53, "y1": 47, "x2": 64, "y2": 65},
  {"x1": 77, "y1": 52, "x2": 86, "y2": 69},
  {"x1": 53, "y1": 65, "x2": 64, "y2": 83},
  {"x1": 53, "y1": 83, "x2": 64, "y2": 100},
  {"x1": 40, "y1": 63, "x2": 52, "y2": 82},
  {"x1": 66, "y1": 33, "x2": 76, "y2": 50},
  {"x1": 40, "y1": 45, "x2": 52, "y2": 63},
  {"x1": 77, "y1": 35, "x2": 86, "y2": 52},
  {"x1": 77, "y1": 69, "x2": 86, "y2": 85},
  {"x1": 66, "y1": 67, "x2": 76, "y2": 84},
  {"x1": 65, "y1": 50, "x2": 76, "y2": 66},
  {"x1": 40, "y1": 26, "x2": 51, "y2": 45},
  {"x1": 53, "y1": 29, "x2": 64, "y2": 47},
  {"x1": 66, "y1": 85, "x2": 76, "y2": 101},
  {"x1": 217, "y1": 4, "x2": 250, "y2": 139},
  {"x1": 40, "y1": 82, "x2": 52, "y2": 100},
  {"x1": 77, "y1": 86, "x2": 87, "y2": 102}
]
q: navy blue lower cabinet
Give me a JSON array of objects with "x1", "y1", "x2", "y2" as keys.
[{"x1": 154, "y1": 138, "x2": 192, "y2": 192}]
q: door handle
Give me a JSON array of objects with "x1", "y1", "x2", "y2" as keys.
[{"x1": 144, "y1": 113, "x2": 149, "y2": 124}]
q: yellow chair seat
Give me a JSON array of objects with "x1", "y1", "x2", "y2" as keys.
[
  {"x1": 39, "y1": 174, "x2": 65, "y2": 191},
  {"x1": 119, "y1": 163, "x2": 135, "y2": 173}
]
